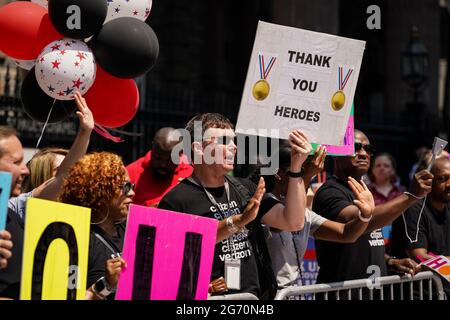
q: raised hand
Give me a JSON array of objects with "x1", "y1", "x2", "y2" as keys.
[
  {"x1": 240, "y1": 177, "x2": 265, "y2": 226},
  {"x1": 348, "y1": 177, "x2": 375, "y2": 219},
  {"x1": 74, "y1": 91, "x2": 94, "y2": 133},
  {"x1": 409, "y1": 169, "x2": 433, "y2": 199},
  {"x1": 303, "y1": 145, "x2": 327, "y2": 183},
  {"x1": 288, "y1": 130, "x2": 313, "y2": 173}
]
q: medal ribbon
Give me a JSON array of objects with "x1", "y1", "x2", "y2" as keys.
[
  {"x1": 258, "y1": 53, "x2": 276, "y2": 80},
  {"x1": 338, "y1": 66, "x2": 353, "y2": 91}
]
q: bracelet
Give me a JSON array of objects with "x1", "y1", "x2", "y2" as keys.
[
  {"x1": 358, "y1": 210, "x2": 372, "y2": 223},
  {"x1": 226, "y1": 216, "x2": 240, "y2": 233},
  {"x1": 403, "y1": 191, "x2": 425, "y2": 200}
]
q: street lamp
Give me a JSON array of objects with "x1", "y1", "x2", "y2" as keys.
[{"x1": 402, "y1": 26, "x2": 429, "y2": 104}]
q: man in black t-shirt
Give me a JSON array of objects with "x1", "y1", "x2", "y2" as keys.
[
  {"x1": 159, "y1": 113, "x2": 311, "y2": 299},
  {"x1": 312, "y1": 130, "x2": 433, "y2": 289},
  {"x1": 391, "y1": 156, "x2": 450, "y2": 297}
]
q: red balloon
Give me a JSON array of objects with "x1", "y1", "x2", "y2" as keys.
[
  {"x1": 84, "y1": 66, "x2": 139, "y2": 128},
  {"x1": 0, "y1": 2, "x2": 62, "y2": 60}
]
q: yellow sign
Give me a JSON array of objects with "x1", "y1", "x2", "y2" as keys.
[{"x1": 20, "y1": 198, "x2": 91, "y2": 300}]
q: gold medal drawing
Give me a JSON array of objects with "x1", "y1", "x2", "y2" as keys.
[
  {"x1": 332, "y1": 66, "x2": 353, "y2": 111},
  {"x1": 331, "y1": 90, "x2": 345, "y2": 111},
  {"x1": 252, "y1": 79, "x2": 270, "y2": 101},
  {"x1": 253, "y1": 53, "x2": 276, "y2": 102}
]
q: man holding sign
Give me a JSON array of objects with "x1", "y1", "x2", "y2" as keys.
[{"x1": 159, "y1": 113, "x2": 310, "y2": 299}]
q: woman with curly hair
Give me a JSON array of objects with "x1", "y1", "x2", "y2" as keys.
[{"x1": 59, "y1": 151, "x2": 134, "y2": 300}]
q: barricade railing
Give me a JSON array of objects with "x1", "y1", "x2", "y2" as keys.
[
  {"x1": 207, "y1": 293, "x2": 259, "y2": 300},
  {"x1": 275, "y1": 271, "x2": 446, "y2": 300}
]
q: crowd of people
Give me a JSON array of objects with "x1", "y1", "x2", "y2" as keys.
[{"x1": 0, "y1": 92, "x2": 448, "y2": 300}]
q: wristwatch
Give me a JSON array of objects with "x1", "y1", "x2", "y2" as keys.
[
  {"x1": 287, "y1": 170, "x2": 303, "y2": 178},
  {"x1": 94, "y1": 276, "x2": 113, "y2": 297}
]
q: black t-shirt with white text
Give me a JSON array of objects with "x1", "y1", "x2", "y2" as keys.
[
  {"x1": 312, "y1": 176, "x2": 388, "y2": 284},
  {"x1": 158, "y1": 177, "x2": 279, "y2": 297}
]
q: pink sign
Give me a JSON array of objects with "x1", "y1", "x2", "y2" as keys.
[
  {"x1": 115, "y1": 205, "x2": 218, "y2": 300},
  {"x1": 322, "y1": 115, "x2": 354, "y2": 156},
  {"x1": 419, "y1": 253, "x2": 450, "y2": 283},
  {"x1": 311, "y1": 104, "x2": 355, "y2": 156}
]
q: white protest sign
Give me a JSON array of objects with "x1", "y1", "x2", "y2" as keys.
[{"x1": 236, "y1": 21, "x2": 366, "y2": 145}]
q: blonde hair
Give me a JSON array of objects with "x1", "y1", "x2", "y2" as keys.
[{"x1": 22, "y1": 148, "x2": 69, "y2": 193}]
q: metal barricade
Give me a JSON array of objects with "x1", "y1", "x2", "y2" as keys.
[
  {"x1": 275, "y1": 271, "x2": 446, "y2": 300},
  {"x1": 208, "y1": 293, "x2": 259, "y2": 300}
]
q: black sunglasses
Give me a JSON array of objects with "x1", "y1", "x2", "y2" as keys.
[
  {"x1": 214, "y1": 135, "x2": 237, "y2": 146},
  {"x1": 354, "y1": 142, "x2": 375, "y2": 156},
  {"x1": 122, "y1": 181, "x2": 135, "y2": 195}
]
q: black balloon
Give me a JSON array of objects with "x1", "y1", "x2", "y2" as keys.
[
  {"x1": 91, "y1": 18, "x2": 159, "y2": 79},
  {"x1": 48, "y1": 0, "x2": 107, "y2": 39},
  {"x1": 21, "y1": 68, "x2": 77, "y2": 123}
]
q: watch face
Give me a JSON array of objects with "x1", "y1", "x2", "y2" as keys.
[{"x1": 95, "y1": 279, "x2": 106, "y2": 292}]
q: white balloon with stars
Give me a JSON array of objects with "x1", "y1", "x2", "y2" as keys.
[
  {"x1": 35, "y1": 39, "x2": 96, "y2": 101},
  {"x1": 105, "y1": 0, "x2": 152, "y2": 23}
]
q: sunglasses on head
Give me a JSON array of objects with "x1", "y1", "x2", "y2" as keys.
[
  {"x1": 354, "y1": 142, "x2": 375, "y2": 156},
  {"x1": 122, "y1": 181, "x2": 135, "y2": 195}
]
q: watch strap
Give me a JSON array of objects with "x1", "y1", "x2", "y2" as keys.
[
  {"x1": 287, "y1": 170, "x2": 303, "y2": 178},
  {"x1": 94, "y1": 277, "x2": 112, "y2": 297}
]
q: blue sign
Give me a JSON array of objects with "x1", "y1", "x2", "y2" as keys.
[{"x1": 0, "y1": 172, "x2": 12, "y2": 230}]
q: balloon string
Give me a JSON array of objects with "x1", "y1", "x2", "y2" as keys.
[
  {"x1": 35, "y1": 99, "x2": 56, "y2": 149},
  {"x1": 108, "y1": 128, "x2": 143, "y2": 137},
  {"x1": 94, "y1": 124, "x2": 124, "y2": 143}
]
